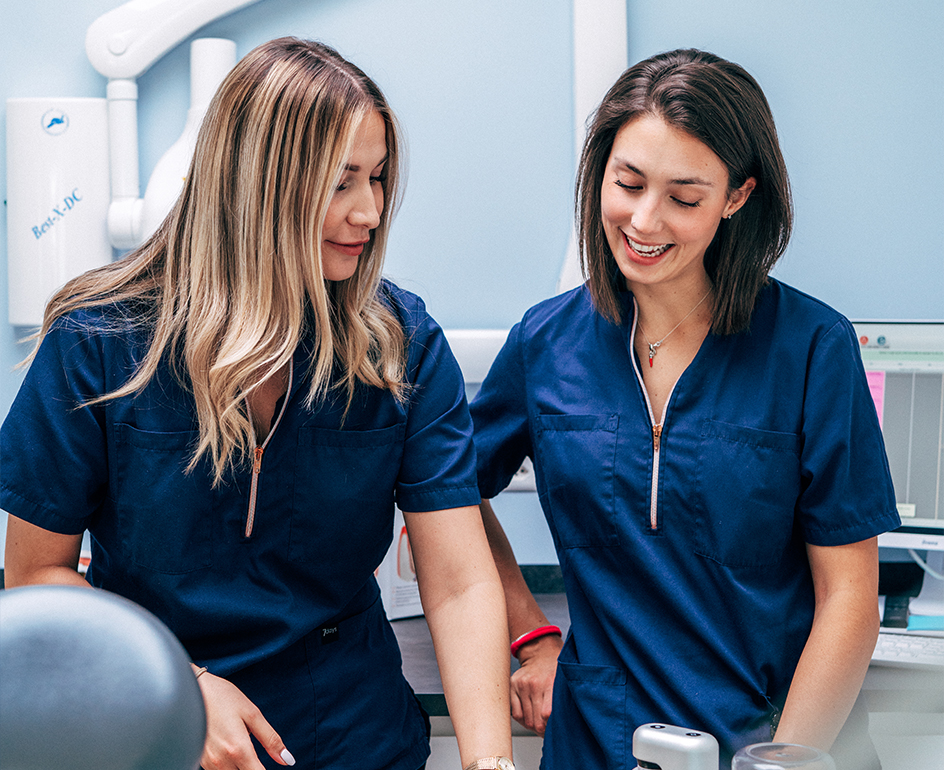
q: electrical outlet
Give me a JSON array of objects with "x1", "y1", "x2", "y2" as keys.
[{"x1": 507, "y1": 456, "x2": 537, "y2": 492}]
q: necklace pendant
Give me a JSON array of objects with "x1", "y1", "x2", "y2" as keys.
[{"x1": 648, "y1": 343, "x2": 656, "y2": 367}]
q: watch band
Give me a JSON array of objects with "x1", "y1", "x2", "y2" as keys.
[{"x1": 463, "y1": 757, "x2": 515, "y2": 770}]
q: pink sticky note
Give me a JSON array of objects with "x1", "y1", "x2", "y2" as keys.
[{"x1": 866, "y1": 370, "x2": 886, "y2": 428}]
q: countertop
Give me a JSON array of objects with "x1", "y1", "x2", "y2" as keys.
[{"x1": 391, "y1": 591, "x2": 943, "y2": 719}]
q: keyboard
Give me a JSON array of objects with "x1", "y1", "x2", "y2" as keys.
[{"x1": 871, "y1": 630, "x2": 944, "y2": 670}]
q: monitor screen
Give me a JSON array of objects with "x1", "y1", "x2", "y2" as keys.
[{"x1": 853, "y1": 321, "x2": 944, "y2": 552}]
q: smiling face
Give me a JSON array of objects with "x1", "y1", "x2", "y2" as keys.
[
  {"x1": 321, "y1": 110, "x2": 389, "y2": 282},
  {"x1": 601, "y1": 114, "x2": 754, "y2": 294}
]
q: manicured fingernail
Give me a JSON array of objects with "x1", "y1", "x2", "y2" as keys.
[{"x1": 281, "y1": 748, "x2": 296, "y2": 766}]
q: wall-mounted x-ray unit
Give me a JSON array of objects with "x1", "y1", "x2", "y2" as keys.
[{"x1": 5, "y1": 0, "x2": 260, "y2": 327}]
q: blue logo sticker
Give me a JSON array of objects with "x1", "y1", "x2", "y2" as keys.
[{"x1": 42, "y1": 109, "x2": 69, "y2": 136}]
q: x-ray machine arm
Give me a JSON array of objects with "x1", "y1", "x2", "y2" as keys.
[{"x1": 85, "y1": 0, "x2": 262, "y2": 249}]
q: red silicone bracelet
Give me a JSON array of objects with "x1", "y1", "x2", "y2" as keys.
[{"x1": 510, "y1": 624, "x2": 562, "y2": 658}]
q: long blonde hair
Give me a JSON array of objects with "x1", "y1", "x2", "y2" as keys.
[{"x1": 30, "y1": 38, "x2": 408, "y2": 484}]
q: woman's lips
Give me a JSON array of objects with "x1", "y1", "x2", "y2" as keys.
[
  {"x1": 326, "y1": 240, "x2": 368, "y2": 257},
  {"x1": 623, "y1": 232, "x2": 674, "y2": 261}
]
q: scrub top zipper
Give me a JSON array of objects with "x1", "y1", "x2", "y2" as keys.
[
  {"x1": 630, "y1": 305, "x2": 680, "y2": 532},
  {"x1": 244, "y1": 361, "x2": 294, "y2": 538}
]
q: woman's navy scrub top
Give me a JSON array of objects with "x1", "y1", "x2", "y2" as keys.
[
  {"x1": 0, "y1": 281, "x2": 481, "y2": 770},
  {"x1": 471, "y1": 279, "x2": 900, "y2": 769}
]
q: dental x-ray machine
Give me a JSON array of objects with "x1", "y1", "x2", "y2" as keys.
[{"x1": 6, "y1": 0, "x2": 263, "y2": 326}]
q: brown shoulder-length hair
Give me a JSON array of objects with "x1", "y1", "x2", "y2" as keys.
[
  {"x1": 28, "y1": 37, "x2": 407, "y2": 484},
  {"x1": 577, "y1": 48, "x2": 793, "y2": 334}
]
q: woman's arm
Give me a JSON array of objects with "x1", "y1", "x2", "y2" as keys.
[
  {"x1": 404, "y1": 504, "x2": 513, "y2": 765},
  {"x1": 480, "y1": 499, "x2": 562, "y2": 737},
  {"x1": 773, "y1": 537, "x2": 880, "y2": 750},
  {"x1": 4, "y1": 514, "x2": 86, "y2": 588},
  {"x1": 4, "y1": 514, "x2": 293, "y2": 770}
]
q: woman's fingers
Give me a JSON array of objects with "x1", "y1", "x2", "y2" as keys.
[{"x1": 196, "y1": 672, "x2": 293, "y2": 769}]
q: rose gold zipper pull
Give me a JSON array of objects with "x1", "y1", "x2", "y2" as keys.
[
  {"x1": 245, "y1": 445, "x2": 264, "y2": 538},
  {"x1": 650, "y1": 424, "x2": 663, "y2": 530},
  {"x1": 243, "y1": 360, "x2": 294, "y2": 539}
]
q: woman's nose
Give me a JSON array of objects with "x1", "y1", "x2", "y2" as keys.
[
  {"x1": 349, "y1": 183, "x2": 382, "y2": 230},
  {"x1": 631, "y1": 195, "x2": 660, "y2": 234}
]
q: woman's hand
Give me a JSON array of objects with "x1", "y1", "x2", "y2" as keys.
[
  {"x1": 196, "y1": 671, "x2": 295, "y2": 769},
  {"x1": 510, "y1": 634, "x2": 561, "y2": 736}
]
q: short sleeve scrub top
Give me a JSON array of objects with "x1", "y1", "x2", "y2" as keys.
[
  {"x1": 1, "y1": 281, "x2": 481, "y2": 770},
  {"x1": 470, "y1": 279, "x2": 900, "y2": 769}
]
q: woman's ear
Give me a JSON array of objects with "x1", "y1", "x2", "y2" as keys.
[{"x1": 724, "y1": 177, "x2": 756, "y2": 218}]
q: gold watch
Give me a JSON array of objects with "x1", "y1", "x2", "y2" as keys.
[{"x1": 463, "y1": 758, "x2": 515, "y2": 770}]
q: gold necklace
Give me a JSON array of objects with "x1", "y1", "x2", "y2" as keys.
[{"x1": 637, "y1": 291, "x2": 710, "y2": 368}]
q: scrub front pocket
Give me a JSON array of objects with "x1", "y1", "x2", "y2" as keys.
[
  {"x1": 546, "y1": 637, "x2": 628, "y2": 769},
  {"x1": 694, "y1": 420, "x2": 801, "y2": 567},
  {"x1": 290, "y1": 423, "x2": 406, "y2": 564},
  {"x1": 534, "y1": 413, "x2": 620, "y2": 548},
  {"x1": 115, "y1": 423, "x2": 214, "y2": 573}
]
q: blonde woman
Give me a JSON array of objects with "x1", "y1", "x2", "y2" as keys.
[{"x1": 2, "y1": 38, "x2": 513, "y2": 770}]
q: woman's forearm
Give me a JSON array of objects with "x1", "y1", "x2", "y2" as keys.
[
  {"x1": 480, "y1": 499, "x2": 561, "y2": 736},
  {"x1": 406, "y1": 506, "x2": 513, "y2": 765},
  {"x1": 774, "y1": 541, "x2": 880, "y2": 750},
  {"x1": 480, "y1": 499, "x2": 552, "y2": 640},
  {"x1": 424, "y1": 578, "x2": 514, "y2": 764},
  {"x1": 774, "y1": 601, "x2": 877, "y2": 748}
]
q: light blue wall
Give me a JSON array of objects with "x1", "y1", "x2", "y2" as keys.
[
  {"x1": 626, "y1": 0, "x2": 944, "y2": 323},
  {"x1": 2, "y1": 0, "x2": 943, "y2": 567}
]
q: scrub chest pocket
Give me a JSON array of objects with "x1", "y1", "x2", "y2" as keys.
[
  {"x1": 116, "y1": 424, "x2": 215, "y2": 574},
  {"x1": 290, "y1": 423, "x2": 406, "y2": 563},
  {"x1": 534, "y1": 414, "x2": 620, "y2": 548},
  {"x1": 694, "y1": 419, "x2": 801, "y2": 568}
]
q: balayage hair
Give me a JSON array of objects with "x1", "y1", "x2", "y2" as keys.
[
  {"x1": 29, "y1": 38, "x2": 407, "y2": 484},
  {"x1": 577, "y1": 48, "x2": 793, "y2": 334}
]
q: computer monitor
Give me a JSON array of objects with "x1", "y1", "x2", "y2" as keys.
[{"x1": 852, "y1": 320, "x2": 944, "y2": 552}]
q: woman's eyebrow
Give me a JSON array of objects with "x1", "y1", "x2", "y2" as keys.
[
  {"x1": 344, "y1": 154, "x2": 389, "y2": 173},
  {"x1": 673, "y1": 176, "x2": 714, "y2": 187},
  {"x1": 613, "y1": 157, "x2": 714, "y2": 187}
]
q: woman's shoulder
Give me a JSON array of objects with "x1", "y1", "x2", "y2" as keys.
[
  {"x1": 758, "y1": 279, "x2": 851, "y2": 329},
  {"x1": 754, "y1": 279, "x2": 858, "y2": 349},
  {"x1": 376, "y1": 278, "x2": 434, "y2": 334},
  {"x1": 46, "y1": 300, "x2": 150, "y2": 341},
  {"x1": 517, "y1": 283, "x2": 597, "y2": 333},
  {"x1": 378, "y1": 278, "x2": 426, "y2": 313}
]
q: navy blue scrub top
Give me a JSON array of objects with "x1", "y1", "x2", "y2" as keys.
[
  {"x1": 471, "y1": 279, "x2": 900, "y2": 768},
  {"x1": 1, "y1": 281, "x2": 481, "y2": 676}
]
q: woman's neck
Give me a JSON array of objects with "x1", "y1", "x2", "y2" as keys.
[
  {"x1": 630, "y1": 280, "x2": 714, "y2": 420},
  {"x1": 629, "y1": 276, "x2": 714, "y2": 340}
]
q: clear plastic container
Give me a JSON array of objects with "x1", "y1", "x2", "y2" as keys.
[{"x1": 732, "y1": 743, "x2": 836, "y2": 769}]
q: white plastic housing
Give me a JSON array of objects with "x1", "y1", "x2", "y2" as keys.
[
  {"x1": 632, "y1": 723, "x2": 720, "y2": 770},
  {"x1": 6, "y1": 98, "x2": 112, "y2": 327},
  {"x1": 85, "y1": 0, "x2": 258, "y2": 80},
  {"x1": 558, "y1": 0, "x2": 628, "y2": 294},
  {"x1": 139, "y1": 38, "x2": 236, "y2": 240}
]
